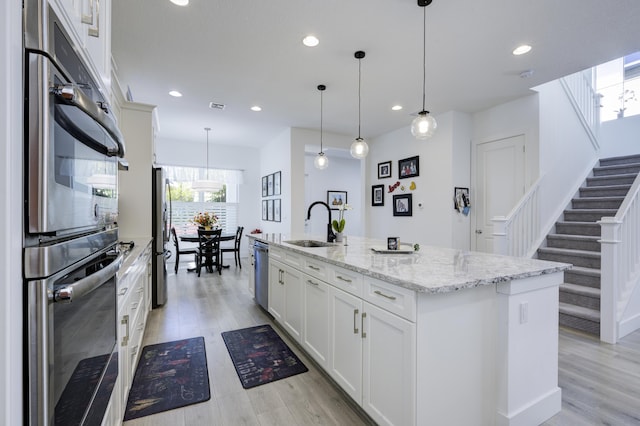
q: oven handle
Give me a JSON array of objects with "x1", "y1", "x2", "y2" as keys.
[
  {"x1": 54, "y1": 253, "x2": 124, "y2": 303},
  {"x1": 53, "y1": 83, "x2": 125, "y2": 157}
]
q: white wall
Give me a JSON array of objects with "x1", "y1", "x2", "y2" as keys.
[
  {"x1": 260, "y1": 128, "x2": 293, "y2": 234},
  {"x1": 155, "y1": 136, "x2": 261, "y2": 256},
  {"x1": 304, "y1": 153, "x2": 364, "y2": 238},
  {"x1": 599, "y1": 114, "x2": 640, "y2": 159},
  {"x1": 365, "y1": 111, "x2": 472, "y2": 249},
  {"x1": 0, "y1": 0, "x2": 23, "y2": 423}
]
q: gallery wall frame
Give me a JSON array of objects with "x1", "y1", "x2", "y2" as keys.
[
  {"x1": 327, "y1": 190, "x2": 347, "y2": 210},
  {"x1": 267, "y1": 174, "x2": 274, "y2": 196},
  {"x1": 393, "y1": 193, "x2": 412, "y2": 216},
  {"x1": 378, "y1": 161, "x2": 392, "y2": 179},
  {"x1": 262, "y1": 200, "x2": 268, "y2": 220},
  {"x1": 267, "y1": 199, "x2": 274, "y2": 221},
  {"x1": 274, "y1": 199, "x2": 281, "y2": 222},
  {"x1": 398, "y1": 156, "x2": 419, "y2": 179},
  {"x1": 261, "y1": 176, "x2": 268, "y2": 197},
  {"x1": 274, "y1": 171, "x2": 281, "y2": 195},
  {"x1": 372, "y1": 185, "x2": 384, "y2": 206}
]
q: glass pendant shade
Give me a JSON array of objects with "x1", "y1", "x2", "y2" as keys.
[
  {"x1": 314, "y1": 152, "x2": 329, "y2": 170},
  {"x1": 411, "y1": 111, "x2": 437, "y2": 139},
  {"x1": 350, "y1": 137, "x2": 369, "y2": 159}
]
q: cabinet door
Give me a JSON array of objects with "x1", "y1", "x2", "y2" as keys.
[
  {"x1": 362, "y1": 302, "x2": 416, "y2": 426},
  {"x1": 282, "y1": 265, "x2": 303, "y2": 343},
  {"x1": 303, "y1": 274, "x2": 330, "y2": 369},
  {"x1": 268, "y1": 261, "x2": 285, "y2": 322},
  {"x1": 329, "y1": 286, "x2": 363, "y2": 403}
]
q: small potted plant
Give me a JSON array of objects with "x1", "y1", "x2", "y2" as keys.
[
  {"x1": 191, "y1": 211, "x2": 218, "y2": 230},
  {"x1": 331, "y1": 204, "x2": 352, "y2": 242}
]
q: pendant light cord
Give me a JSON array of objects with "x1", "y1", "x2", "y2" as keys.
[
  {"x1": 205, "y1": 127, "x2": 211, "y2": 180},
  {"x1": 320, "y1": 89, "x2": 324, "y2": 152},
  {"x1": 358, "y1": 57, "x2": 362, "y2": 139},
  {"x1": 421, "y1": 5, "x2": 426, "y2": 112}
]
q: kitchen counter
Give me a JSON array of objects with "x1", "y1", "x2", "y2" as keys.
[
  {"x1": 247, "y1": 233, "x2": 571, "y2": 293},
  {"x1": 117, "y1": 237, "x2": 152, "y2": 281}
]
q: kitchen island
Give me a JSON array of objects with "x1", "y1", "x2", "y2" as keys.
[{"x1": 247, "y1": 233, "x2": 571, "y2": 426}]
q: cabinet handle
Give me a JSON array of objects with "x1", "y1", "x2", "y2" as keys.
[
  {"x1": 336, "y1": 275, "x2": 352, "y2": 283},
  {"x1": 307, "y1": 279, "x2": 319, "y2": 287},
  {"x1": 279, "y1": 269, "x2": 284, "y2": 285},
  {"x1": 82, "y1": 0, "x2": 94, "y2": 24},
  {"x1": 374, "y1": 290, "x2": 397, "y2": 301},
  {"x1": 121, "y1": 314, "x2": 129, "y2": 346},
  {"x1": 307, "y1": 265, "x2": 320, "y2": 271},
  {"x1": 361, "y1": 312, "x2": 367, "y2": 338},
  {"x1": 88, "y1": 0, "x2": 100, "y2": 37},
  {"x1": 353, "y1": 309, "x2": 359, "y2": 334}
]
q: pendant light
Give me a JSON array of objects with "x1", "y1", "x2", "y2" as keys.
[
  {"x1": 192, "y1": 127, "x2": 223, "y2": 192},
  {"x1": 314, "y1": 84, "x2": 329, "y2": 170},
  {"x1": 350, "y1": 51, "x2": 369, "y2": 159},
  {"x1": 411, "y1": 0, "x2": 437, "y2": 140}
]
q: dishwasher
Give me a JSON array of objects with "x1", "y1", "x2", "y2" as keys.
[{"x1": 253, "y1": 241, "x2": 269, "y2": 310}]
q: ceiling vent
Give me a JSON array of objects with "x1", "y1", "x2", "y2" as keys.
[{"x1": 209, "y1": 102, "x2": 226, "y2": 110}]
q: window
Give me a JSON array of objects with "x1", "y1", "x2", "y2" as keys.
[
  {"x1": 161, "y1": 165, "x2": 243, "y2": 235},
  {"x1": 597, "y1": 51, "x2": 640, "y2": 122}
]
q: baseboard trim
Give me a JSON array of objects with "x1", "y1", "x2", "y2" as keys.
[
  {"x1": 496, "y1": 387, "x2": 562, "y2": 426},
  {"x1": 618, "y1": 312, "x2": 640, "y2": 340}
]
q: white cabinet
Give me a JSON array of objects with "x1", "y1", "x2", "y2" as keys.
[
  {"x1": 269, "y1": 259, "x2": 303, "y2": 342},
  {"x1": 266, "y1": 244, "x2": 416, "y2": 426},
  {"x1": 302, "y1": 274, "x2": 330, "y2": 369}
]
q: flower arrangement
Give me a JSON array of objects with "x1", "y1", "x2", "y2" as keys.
[
  {"x1": 332, "y1": 204, "x2": 352, "y2": 233},
  {"x1": 191, "y1": 211, "x2": 218, "y2": 228}
]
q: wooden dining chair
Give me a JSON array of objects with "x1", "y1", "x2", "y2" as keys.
[
  {"x1": 171, "y1": 227, "x2": 198, "y2": 274},
  {"x1": 196, "y1": 228, "x2": 222, "y2": 277},
  {"x1": 221, "y1": 226, "x2": 244, "y2": 269}
]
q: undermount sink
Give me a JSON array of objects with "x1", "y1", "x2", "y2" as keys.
[{"x1": 284, "y1": 239, "x2": 333, "y2": 248}]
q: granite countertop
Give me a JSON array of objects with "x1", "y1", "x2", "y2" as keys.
[{"x1": 247, "y1": 233, "x2": 571, "y2": 294}]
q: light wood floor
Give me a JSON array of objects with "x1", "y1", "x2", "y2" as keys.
[{"x1": 125, "y1": 261, "x2": 640, "y2": 426}]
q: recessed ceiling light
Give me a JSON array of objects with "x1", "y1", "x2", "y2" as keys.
[
  {"x1": 391, "y1": 105, "x2": 403, "y2": 111},
  {"x1": 251, "y1": 106, "x2": 262, "y2": 112},
  {"x1": 170, "y1": 0, "x2": 189, "y2": 6},
  {"x1": 302, "y1": 35, "x2": 319, "y2": 47},
  {"x1": 512, "y1": 44, "x2": 532, "y2": 56},
  {"x1": 168, "y1": 90, "x2": 182, "y2": 97}
]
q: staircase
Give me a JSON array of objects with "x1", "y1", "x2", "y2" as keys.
[{"x1": 537, "y1": 154, "x2": 640, "y2": 336}]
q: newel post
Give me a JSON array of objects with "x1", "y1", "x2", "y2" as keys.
[
  {"x1": 492, "y1": 216, "x2": 508, "y2": 255},
  {"x1": 598, "y1": 217, "x2": 621, "y2": 344}
]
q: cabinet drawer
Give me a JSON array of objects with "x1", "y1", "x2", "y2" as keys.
[
  {"x1": 364, "y1": 277, "x2": 416, "y2": 322},
  {"x1": 270, "y1": 246, "x2": 302, "y2": 268},
  {"x1": 303, "y1": 257, "x2": 329, "y2": 282},
  {"x1": 328, "y1": 265, "x2": 363, "y2": 298}
]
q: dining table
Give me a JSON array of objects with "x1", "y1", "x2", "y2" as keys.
[{"x1": 180, "y1": 232, "x2": 236, "y2": 271}]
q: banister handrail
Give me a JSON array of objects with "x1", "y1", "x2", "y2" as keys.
[
  {"x1": 559, "y1": 71, "x2": 600, "y2": 151},
  {"x1": 614, "y1": 172, "x2": 640, "y2": 221}
]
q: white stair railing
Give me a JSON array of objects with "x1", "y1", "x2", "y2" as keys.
[
  {"x1": 560, "y1": 69, "x2": 601, "y2": 151},
  {"x1": 492, "y1": 177, "x2": 542, "y2": 258},
  {"x1": 599, "y1": 173, "x2": 640, "y2": 344}
]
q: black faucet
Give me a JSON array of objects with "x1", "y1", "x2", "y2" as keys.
[{"x1": 307, "y1": 201, "x2": 336, "y2": 243}]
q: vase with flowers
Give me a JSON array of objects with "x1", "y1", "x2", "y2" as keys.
[
  {"x1": 191, "y1": 211, "x2": 218, "y2": 230},
  {"x1": 331, "y1": 204, "x2": 352, "y2": 243}
]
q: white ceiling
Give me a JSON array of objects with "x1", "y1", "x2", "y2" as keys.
[{"x1": 111, "y1": 0, "x2": 640, "y2": 149}]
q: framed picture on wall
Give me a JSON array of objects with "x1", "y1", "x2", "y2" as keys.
[
  {"x1": 267, "y1": 174, "x2": 274, "y2": 196},
  {"x1": 372, "y1": 185, "x2": 384, "y2": 206},
  {"x1": 393, "y1": 193, "x2": 412, "y2": 216},
  {"x1": 398, "y1": 156, "x2": 419, "y2": 179},
  {"x1": 262, "y1": 176, "x2": 268, "y2": 197},
  {"x1": 327, "y1": 190, "x2": 347, "y2": 210},
  {"x1": 274, "y1": 199, "x2": 281, "y2": 222},
  {"x1": 378, "y1": 161, "x2": 392, "y2": 179},
  {"x1": 267, "y1": 199, "x2": 274, "y2": 221},
  {"x1": 262, "y1": 200, "x2": 268, "y2": 220},
  {"x1": 274, "y1": 171, "x2": 281, "y2": 195}
]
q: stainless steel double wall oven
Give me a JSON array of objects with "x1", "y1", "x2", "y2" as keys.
[{"x1": 24, "y1": 1, "x2": 126, "y2": 424}]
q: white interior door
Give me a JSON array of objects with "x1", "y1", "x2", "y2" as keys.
[{"x1": 474, "y1": 135, "x2": 525, "y2": 252}]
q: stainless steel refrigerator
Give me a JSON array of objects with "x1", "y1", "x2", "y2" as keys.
[{"x1": 152, "y1": 166, "x2": 171, "y2": 307}]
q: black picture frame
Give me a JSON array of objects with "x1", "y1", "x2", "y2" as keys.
[
  {"x1": 262, "y1": 200, "x2": 268, "y2": 220},
  {"x1": 387, "y1": 237, "x2": 399, "y2": 251},
  {"x1": 372, "y1": 185, "x2": 384, "y2": 206},
  {"x1": 378, "y1": 161, "x2": 392, "y2": 179},
  {"x1": 398, "y1": 156, "x2": 419, "y2": 179},
  {"x1": 267, "y1": 174, "x2": 274, "y2": 196},
  {"x1": 274, "y1": 199, "x2": 281, "y2": 222},
  {"x1": 327, "y1": 190, "x2": 347, "y2": 210},
  {"x1": 454, "y1": 187, "x2": 470, "y2": 211},
  {"x1": 274, "y1": 171, "x2": 281, "y2": 195},
  {"x1": 262, "y1": 176, "x2": 268, "y2": 197},
  {"x1": 393, "y1": 193, "x2": 412, "y2": 216},
  {"x1": 267, "y1": 199, "x2": 274, "y2": 221}
]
